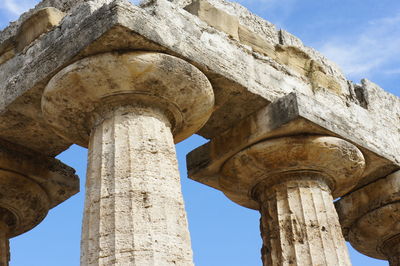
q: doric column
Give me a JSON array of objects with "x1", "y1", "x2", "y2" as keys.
[
  {"x1": 220, "y1": 136, "x2": 365, "y2": 266},
  {"x1": 41, "y1": 52, "x2": 214, "y2": 265},
  {"x1": 336, "y1": 171, "x2": 400, "y2": 266},
  {"x1": 0, "y1": 218, "x2": 10, "y2": 266},
  {"x1": 0, "y1": 170, "x2": 50, "y2": 266},
  {"x1": 0, "y1": 142, "x2": 78, "y2": 265}
]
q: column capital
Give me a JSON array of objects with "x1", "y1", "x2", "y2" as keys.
[
  {"x1": 0, "y1": 142, "x2": 78, "y2": 265},
  {"x1": 42, "y1": 51, "x2": 214, "y2": 147},
  {"x1": 336, "y1": 170, "x2": 400, "y2": 263},
  {"x1": 0, "y1": 142, "x2": 79, "y2": 238},
  {"x1": 220, "y1": 135, "x2": 365, "y2": 209}
]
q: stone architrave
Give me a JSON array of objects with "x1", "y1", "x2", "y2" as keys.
[
  {"x1": 41, "y1": 52, "x2": 214, "y2": 265},
  {"x1": 336, "y1": 171, "x2": 400, "y2": 266}
]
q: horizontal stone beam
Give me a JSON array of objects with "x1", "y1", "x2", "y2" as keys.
[
  {"x1": 0, "y1": 0, "x2": 398, "y2": 162},
  {"x1": 187, "y1": 92, "x2": 399, "y2": 203}
]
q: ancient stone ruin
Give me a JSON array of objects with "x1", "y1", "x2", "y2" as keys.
[{"x1": 0, "y1": 0, "x2": 399, "y2": 265}]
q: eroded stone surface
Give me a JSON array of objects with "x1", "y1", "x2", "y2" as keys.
[
  {"x1": 0, "y1": 0, "x2": 398, "y2": 162},
  {"x1": 42, "y1": 52, "x2": 214, "y2": 265},
  {"x1": 0, "y1": 140, "x2": 79, "y2": 209},
  {"x1": 81, "y1": 106, "x2": 193, "y2": 265},
  {"x1": 255, "y1": 177, "x2": 351, "y2": 266},
  {"x1": 0, "y1": 0, "x2": 399, "y2": 264},
  {"x1": 184, "y1": 0, "x2": 240, "y2": 39},
  {"x1": 16, "y1": 8, "x2": 65, "y2": 52},
  {"x1": 0, "y1": 221, "x2": 9, "y2": 266},
  {"x1": 0, "y1": 7, "x2": 65, "y2": 66},
  {"x1": 336, "y1": 171, "x2": 400, "y2": 262},
  {"x1": 217, "y1": 136, "x2": 364, "y2": 265},
  {"x1": 0, "y1": 140, "x2": 79, "y2": 265},
  {"x1": 42, "y1": 52, "x2": 214, "y2": 146},
  {"x1": 187, "y1": 93, "x2": 398, "y2": 199},
  {"x1": 0, "y1": 170, "x2": 50, "y2": 238},
  {"x1": 221, "y1": 135, "x2": 365, "y2": 208}
]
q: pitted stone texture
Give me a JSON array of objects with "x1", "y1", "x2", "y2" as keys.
[
  {"x1": 0, "y1": 141, "x2": 78, "y2": 266},
  {"x1": 0, "y1": 0, "x2": 112, "y2": 44},
  {"x1": 187, "y1": 92, "x2": 399, "y2": 198},
  {"x1": 0, "y1": 0, "x2": 107, "y2": 59},
  {"x1": 173, "y1": 0, "x2": 345, "y2": 86},
  {"x1": 0, "y1": 221, "x2": 9, "y2": 266},
  {"x1": 336, "y1": 171, "x2": 400, "y2": 262},
  {"x1": 220, "y1": 136, "x2": 366, "y2": 209},
  {"x1": 35, "y1": 0, "x2": 113, "y2": 12},
  {"x1": 15, "y1": 8, "x2": 66, "y2": 53},
  {"x1": 0, "y1": 140, "x2": 79, "y2": 210},
  {"x1": 217, "y1": 136, "x2": 363, "y2": 266},
  {"x1": 170, "y1": 0, "x2": 279, "y2": 44},
  {"x1": 0, "y1": 170, "x2": 50, "y2": 237},
  {"x1": 81, "y1": 106, "x2": 193, "y2": 266},
  {"x1": 42, "y1": 52, "x2": 214, "y2": 147},
  {"x1": 182, "y1": 0, "x2": 344, "y2": 95},
  {"x1": 42, "y1": 52, "x2": 212, "y2": 265},
  {"x1": 382, "y1": 235, "x2": 400, "y2": 266},
  {"x1": 0, "y1": 0, "x2": 399, "y2": 162},
  {"x1": 255, "y1": 177, "x2": 351, "y2": 266},
  {"x1": 184, "y1": 0, "x2": 239, "y2": 39}
]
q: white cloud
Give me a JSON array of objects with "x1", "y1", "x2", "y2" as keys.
[{"x1": 318, "y1": 14, "x2": 400, "y2": 80}]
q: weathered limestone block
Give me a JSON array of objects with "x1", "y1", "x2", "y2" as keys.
[
  {"x1": 0, "y1": 8, "x2": 65, "y2": 66},
  {"x1": 35, "y1": 0, "x2": 113, "y2": 12},
  {"x1": 0, "y1": 40, "x2": 14, "y2": 65},
  {"x1": 16, "y1": 8, "x2": 65, "y2": 52},
  {"x1": 0, "y1": 214, "x2": 11, "y2": 266},
  {"x1": 171, "y1": 0, "x2": 280, "y2": 44},
  {"x1": 0, "y1": 0, "x2": 397, "y2": 264},
  {"x1": 82, "y1": 106, "x2": 193, "y2": 265},
  {"x1": 42, "y1": 52, "x2": 214, "y2": 265},
  {"x1": 184, "y1": 0, "x2": 239, "y2": 39},
  {"x1": 198, "y1": 135, "x2": 365, "y2": 265},
  {"x1": 237, "y1": 25, "x2": 275, "y2": 56},
  {"x1": 186, "y1": 91, "x2": 398, "y2": 265},
  {"x1": 188, "y1": 93, "x2": 398, "y2": 200},
  {"x1": 336, "y1": 171, "x2": 400, "y2": 265},
  {"x1": 0, "y1": 0, "x2": 398, "y2": 171},
  {"x1": 182, "y1": 0, "x2": 344, "y2": 95},
  {"x1": 256, "y1": 178, "x2": 350, "y2": 266},
  {"x1": 0, "y1": 140, "x2": 79, "y2": 266}
]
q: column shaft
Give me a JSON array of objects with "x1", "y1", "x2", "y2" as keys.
[
  {"x1": 81, "y1": 106, "x2": 193, "y2": 266},
  {"x1": 0, "y1": 222, "x2": 9, "y2": 266},
  {"x1": 383, "y1": 236, "x2": 400, "y2": 266},
  {"x1": 389, "y1": 256, "x2": 400, "y2": 266},
  {"x1": 256, "y1": 177, "x2": 351, "y2": 266}
]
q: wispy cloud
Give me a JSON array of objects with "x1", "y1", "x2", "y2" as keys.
[
  {"x1": 318, "y1": 13, "x2": 400, "y2": 80},
  {"x1": 235, "y1": 0, "x2": 296, "y2": 27},
  {"x1": 384, "y1": 68, "x2": 400, "y2": 75},
  {"x1": 0, "y1": 0, "x2": 38, "y2": 16}
]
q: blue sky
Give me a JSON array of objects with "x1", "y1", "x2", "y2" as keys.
[{"x1": 1, "y1": 0, "x2": 399, "y2": 265}]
